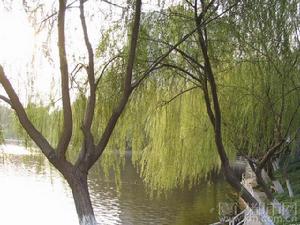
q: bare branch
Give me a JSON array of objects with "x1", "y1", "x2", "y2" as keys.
[
  {"x1": 95, "y1": 55, "x2": 121, "y2": 88},
  {"x1": 0, "y1": 65, "x2": 57, "y2": 163},
  {"x1": 145, "y1": 36, "x2": 205, "y2": 71},
  {"x1": 172, "y1": 69, "x2": 201, "y2": 87},
  {"x1": 258, "y1": 140, "x2": 285, "y2": 170},
  {"x1": 71, "y1": 63, "x2": 86, "y2": 76},
  {"x1": 161, "y1": 63, "x2": 203, "y2": 84},
  {"x1": 70, "y1": 63, "x2": 89, "y2": 91},
  {"x1": 202, "y1": 1, "x2": 239, "y2": 26},
  {"x1": 0, "y1": 95, "x2": 12, "y2": 106},
  {"x1": 243, "y1": 154, "x2": 258, "y2": 166},
  {"x1": 184, "y1": 0, "x2": 194, "y2": 8},
  {"x1": 197, "y1": 0, "x2": 216, "y2": 20},
  {"x1": 57, "y1": 0, "x2": 73, "y2": 159},
  {"x1": 102, "y1": 0, "x2": 126, "y2": 9},
  {"x1": 202, "y1": 80, "x2": 216, "y2": 126},
  {"x1": 132, "y1": 27, "x2": 199, "y2": 89},
  {"x1": 38, "y1": 0, "x2": 79, "y2": 32},
  {"x1": 174, "y1": 48, "x2": 205, "y2": 71},
  {"x1": 80, "y1": 0, "x2": 96, "y2": 131},
  {"x1": 283, "y1": 100, "x2": 300, "y2": 138},
  {"x1": 86, "y1": 0, "x2": 142, "y2": 170},
  {"x1": 132, "y1": 2, "x2": 238, "y2": 89},
  {"x1": 73, "y1": 0, "x2": 98, "y2": 168},
  {"x1": 160, "y1": 86, "x2": 199, "y2": 107}
]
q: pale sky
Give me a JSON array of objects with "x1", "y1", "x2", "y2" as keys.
[
  {"x1": 0, "y1": 0, "x2": 135, "y2": 103},
  {"x1": 0, "y1": 2, "x2": 35, "y2": 101},
  {"x1": 0, "y1": 1, "x2": 55, "y2": 104},
  {"x1": 0, "y1": 0, "x2": 117, "y2": 105},
  {"x1": 0, "y1": 0, "x2": 175, "y2": 106},
  {"x1": 0, "y1": 10, "x2": 33, "y2": 63}
]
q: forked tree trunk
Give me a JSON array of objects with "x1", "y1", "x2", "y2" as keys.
[
  {"x1": 248, "y1": 160, "x2": 274, "y2": 202},
  {"x1": 67, "y1": 172, "x2": 97, "y2": 225},
  {"x1": 248, "y1": 160, "x2": 275, "y2": 201}
]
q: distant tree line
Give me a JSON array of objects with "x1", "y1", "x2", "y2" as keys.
[{"x1": 0, "y1": 105, "x2": 18, "y2": 141}]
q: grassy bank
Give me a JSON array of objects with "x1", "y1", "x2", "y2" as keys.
[{"x1": 271, "y1": 159, "x2": 300, "y2": 225}]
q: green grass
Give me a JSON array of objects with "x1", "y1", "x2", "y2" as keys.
[{"x1": 270, "y1": 163, "x2": 300, "y2": 225}]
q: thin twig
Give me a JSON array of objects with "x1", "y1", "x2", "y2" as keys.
[
  {"x1": 160, "y1": 86, "x2": 199, "y2": 107},
  {"x1": 95, "y1": 55, "x2": 122, "y2": 88},
  {"x1": 102, "y1": 0, "x2": 126, "y2": 9},
  {"x1": 0, "y1": 95, "x2": 12, "y2": 106}
]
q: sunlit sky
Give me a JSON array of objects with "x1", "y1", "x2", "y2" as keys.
[
  {"x1": 0, "y1": 10, "x2": 34, "y2": 62},
  {"x1": 0, "y1": 2, "x2": 49, "y2": 103},
  {"x1": 0, "y1": 0, "x2": 108, "y2": 104},
  {"x1": 0, "y1": 0, "x2": 171, "y2": 106},
  {"x1": 0, "y1": 0, "x2": 129, "y2": 105}
]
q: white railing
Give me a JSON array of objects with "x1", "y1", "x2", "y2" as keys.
[
  {"x1": 209, "y1": 208, "x2": 246, "y2": 225},
  {"x1": 3, "y1": 139, "x2": 23, "y2": 145},
  {"x1": 229, "y1": 209, "x2": 246, "y2": 225}
]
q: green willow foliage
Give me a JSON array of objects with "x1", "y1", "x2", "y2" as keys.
[
  {"x1": 122, "y1": 4, "x2": 237, "y2": 193},
  {"x1": 126, "y1": 0, "x2": 300, "y2": 193},
  {"x1": 127, "y1": 80, "x2": 229, "y2": 193},
  {"x1": 222, "y1": 0, "x2": 300, "y2": 156},
  {"x1": 13, "y1": 103, "x2": 58, "y2": 148},
  {"x1": 221, "y1": 60, "x2": 300, "y2": 156}
]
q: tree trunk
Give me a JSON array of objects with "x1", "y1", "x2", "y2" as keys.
[
  {"x1": 266, "y1": 161, "x2": 275, "y2": 180},
  {"x1": 261, "y1": 169, "x2": 272, "y2": 184},
  {"x1": 248, "y1": 160, "x2": 275, "y2": 201},
  {"x1": 223, "y1": 165, "x2": 259, "y2": 208},
  {"x1": 272, "y1": 179, "x2": 285, "y2": 194},
  {"x1": 67, "y1": 172, "x2": 97, "y2": 225},
  {"x1": 286, "y1": 179, "x2": 294, "y2": 198},
  {"x1": 255, "y1": 168, "x2": 291, "y2": 220},
  {"x1": 283, "y1": 165, "x2": 294, "y2": 198},
  {"x1": 255, "y1": 170, "x2": 274, "y2": 201}
]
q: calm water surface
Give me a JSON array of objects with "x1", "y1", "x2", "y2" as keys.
[{"x1": 0, "y1": 144, "x2": 234, "y2": 225}]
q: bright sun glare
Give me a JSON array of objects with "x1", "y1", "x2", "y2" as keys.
[
  {"x1": 0, "y1": 8, "x2": 34, "y2": 65},
  {"x1": 0, "y1": 6, "x2": 52, "y2": 102}
]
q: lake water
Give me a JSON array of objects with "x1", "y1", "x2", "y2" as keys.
[{"x1": 0, "y1": 144, "x2": 235, "y2": 225}]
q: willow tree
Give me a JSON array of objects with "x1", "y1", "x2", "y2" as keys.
[
  {"x1": 222, "y1": 0, "x2": 300, "y2": 205},
  {"x1": 225, "y1": 0, "x2": 300, "y2": 155},
  {"x1": 0, "y1": 0, "x2": 142, "y2": 224},
  {"x1": 117, "y1": 0, "x2": 259, "y2": 207},
  {"x1": 175, "y1": 0, "x2": 259, "y2": 207},
  {"x1": 127, "y1": 0, "x2": 300, "y2": 211}
]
